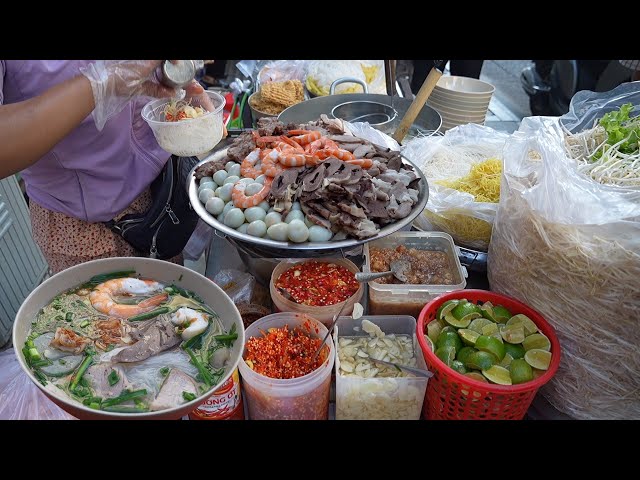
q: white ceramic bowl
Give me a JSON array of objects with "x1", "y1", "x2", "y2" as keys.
[
  {"x1": 435, "y1": 75, "x2": 495, "y2": 96},
  {"x1": 430, "y1": 90, "x2": 492, "y2": 108},
  {"x1": 13, "y1": 257, "x2": 245, "y2": 420},
  {"x1": 142, "y1": 91, "x2": 225, "y2": 157},
  {"x1": 427, "y1": 98, "x2": 489, "y2": 116},
  {"x1": 431, "y1": 107, "x2": 487, "y2": 123}
]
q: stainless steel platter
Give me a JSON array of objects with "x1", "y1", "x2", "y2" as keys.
[{"x1": 188, "y1": 147, "x2": 430, "y2": 259}]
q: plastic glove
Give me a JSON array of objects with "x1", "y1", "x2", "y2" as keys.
[
  {"x1": 80, "y1": 60, "x2": 179, "y2": 131},
  {"x1": 184, "y1": 79, "x2": 227, "y2": 138}
]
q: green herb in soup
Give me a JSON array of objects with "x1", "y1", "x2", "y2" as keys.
[{"x1": 23, "y1": 271, "x2": 238, "y2": 413}]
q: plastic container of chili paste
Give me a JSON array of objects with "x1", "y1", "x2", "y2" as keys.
[
  {"x1": 188, "y1": 368, "x2": 245, "y2": 420},
  {"x1": 238, "y1": 313, "x2": 335, "y2": 420},
  {"x1": 270, "y1": 259, "x2": 364, "y2": 327}
]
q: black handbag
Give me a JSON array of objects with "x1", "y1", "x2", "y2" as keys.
[{"x1": 105, "y1": 155, "x2": 200, "y2": 260}]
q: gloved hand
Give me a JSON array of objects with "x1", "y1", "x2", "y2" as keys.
[{"x1": 80, "y1": 60, "x2": 180, "y2": 130}]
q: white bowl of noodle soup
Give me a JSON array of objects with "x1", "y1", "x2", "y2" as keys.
[{"x1": 12, "y1": 257, "x2": 245, "y2": 420}]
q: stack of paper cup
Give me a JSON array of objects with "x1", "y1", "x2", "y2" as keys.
[{"x1": 426, "y1": 76, "x2": 495, "y2": 131}]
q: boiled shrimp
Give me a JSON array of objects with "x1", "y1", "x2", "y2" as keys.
[
  {"x1": 306, "y1": 137, "x2": 339, "y2": 154},
  {"x1": 345, "y1": 158, "x2": 373, "y2": 168},
  {"x1": 170, "y1": 307, "x2": 209, "y2": 341},
  {"x1": 262, "y1": 149, "x2": 285, "y2": 177},
  {"x1": 89, "y1": 278, "x2": 168, "y2": 319},
  {"x1": 316, "y1": 148, "x2": 356, "y2": 161},
  {"x1": 288, "y1": 130, "x2": 322, "y2": 145},
  {"x1": 232, "y1": 176, "x2": 273, "y2": 208},
  {"x1": 241, "y1": 148, "x2": 263, "y2": 179},
  {"x1": 278, "y1": 136, "x2": 305, "y2": 152},
  {"x1": 50, "y1": 326, "x2": 91, "y2": 354}
]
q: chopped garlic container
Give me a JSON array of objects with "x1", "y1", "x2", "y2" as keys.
[{"x1": 334, "y1": 315, "x2": 429, "y2": 420}]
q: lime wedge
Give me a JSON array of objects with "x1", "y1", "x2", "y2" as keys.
[
  {"x1": 480, "y1": 302, "x2": 498, "y2": 322},
  {"x1": 469, "y1": 318, "x2": 493, "y2": 334},
  {"x1": 440, "y1": 325, "x2": 456, "y2": 335},
  {"x1": 481, "y1": 323, "x2": 500, "y2": 339},
  {"x1": 437, "y1": 300, "x2": 459, "y2": 321},
  {"x1": 423, "y1": 334, "x2": 435, "y2": 352},
  {"x1": 524, "y1": 349, "x2": 552, "y2": 370},
  {"x1": 436, "y1": 330, "x2": 463, "y2": 354},
  {"x1": 465, "y1": 372, "x2": 488, "y2": 383},
  {"x1": 456, "y1": 346, "x2": 477, "y2": 364},
  {"x1": 451, "y1": 360, "x2": 467, "y2": 374},
  {"x1": 504, "y1": 342, "x2": 526, "y2": 360},
  {"x1": 426, "y1": 319, "x2": 445, "y2": 343},
  {"x1": 500, "y1": 324, "x2": 525, "y2": 344},
  {"x1": 458, "y1": 329, "x2": 480, "y2": 347},
  {"x1": 509, "y1": 358, "x2": 534, "y2": 384},
  {"x1": 492, "y1": 304, "x2": 513, "y2": 323},
  {"x1": 522, "y1": 333, "x2": 551, "y2": 352},
  {"x1": 506, "y1": 314, "x2": 539, "y2": 336},
  {"x1": 482, "y1": 365, "x2": 512, "y2": 385},
  {"x1": 465, "y1": 350, "x2": 496, "y2": 371},
  {"x1": 500, "y1": 353, "x2": 514, "y2": 368},
  {"x1": 444, "y1": 312, "x2": 472, "y2": 329},
  {"x1": 451, "y1": 301, "x2": 482, "y2": 321},
  {"x1": 435, "y1": 345, "x2": 456, "y2": 367},
  {"x1": 475, "y1": 335, "x2": 506, "y2": 361}
]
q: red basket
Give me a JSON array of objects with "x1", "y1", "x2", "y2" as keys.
[{"x1": 417, "y1": 289, "x2": 561, "y2": 420}]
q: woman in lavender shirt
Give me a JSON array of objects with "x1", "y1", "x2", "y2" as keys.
[{"x1": 0, "y1": 60, "x2": 217, "y2": 274}]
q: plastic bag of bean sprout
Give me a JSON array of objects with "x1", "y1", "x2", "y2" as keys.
[
  {"x1": 0, "y1": 349, "x2": 75, "y2": 420},
  {"x1": 487, "y1": 101, "x2": 640, "y2": 419}
]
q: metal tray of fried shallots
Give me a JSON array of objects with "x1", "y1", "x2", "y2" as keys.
[{"x1": 188, "y1": 147, "x2": 429, "y2": 259}]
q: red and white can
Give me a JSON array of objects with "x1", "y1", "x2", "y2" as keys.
[{"x1": 189, "y1": 368, "x2": 244, "y2": 420}]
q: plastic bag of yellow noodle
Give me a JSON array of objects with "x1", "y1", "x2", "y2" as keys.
[
  {"x1": 402, "y1": 124, "x2": 510, "y2": 251},
  {"x1": 305, "y1": 60, "x2": 387, "y2": 96},
  {"x1": 488, "y1": 99, "x2": 640, "y2": 419}
]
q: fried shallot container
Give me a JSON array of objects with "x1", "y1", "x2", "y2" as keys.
[
  {"x1": 364, "y1": 231, "x2": 467, "y2": 318},
  {"x1": 238, "y1": 313, "x2": 335, "y2": 420},
  {"x1": 334, "y1": 315, "x2": 429, "y2": 420}
]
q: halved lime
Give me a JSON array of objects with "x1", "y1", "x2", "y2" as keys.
[
  {"x1": 457, "y1": 346, "x2": 477, "y2": 364},
  {"x1": 437, "y1": 300, "x2": 459, "y2": 321},
  {"x1": 444, "y1": 312, "x2": 472, "y2": 329},
  {"x1": 524, "y1": 349, "x2": 552, "y2": 370},
  {"x1": 450, "y1": 302, "x2": 482, "y2": 321},
  {"x1": 436, "y1": 330, "x2": 463, "y2": 353},
  {"x1": 482, "y1": 365, "x2": 512, "y2": 385},
  {"x1": 465, "y1": 372, "x2": 487, "y2": 383},
  {"x1": 458, "y1": 329, "x2": 480, "y2": 346},
  {"x1": 480, "y1": 302, "x2": 498, "y2": 322},
  {"x1": 423, "y1": 334, "x2": 435, "y2": 352},
  {"x1": 469, "y1": 318, "x2": 493, "y2": 334},
  {"x1": 465, "y1": 350, "x2": 496, "y2": 371},
  {"x1": 451, "y1": 360, "x2": 467, "y2": 374},
  {"x1": 475, "y1": 335, "x2": 506, "y2": 361},
  {"x1": 504, "y1": 342, "x2": 526, "y2": 360},
  {"x1": 500, "y1": 324, "x2": 525, "y2": 344},
  {"x1": 500, "y1": 353, "x2": 514, "y2": 368},
  {"x1": 522, "y1": 333, "x2": 551, "y2": 352},
  {"x1": 435, "y1": 345, "x2": 456, "y2": 367},
  {"x1": 506, "y1": 314, "x2": 538, "y2": 336},
  {"x1": 440, "y1": 325, "x2": 456, "y2": 335},
  {"x1": 509, "y1": 358, "x2": 534, "y2": 384},
  {"x1": 481, "y1": 323, "x2": 500, "y2": 338},
  {"x1": 492, "y1": 304, "x2": 513, "y2": 323},
  {"x1": 427, "y1": 319, "x2": 445, "y2": 343}
]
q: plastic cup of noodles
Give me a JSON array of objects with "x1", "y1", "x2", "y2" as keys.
[
  {"x1": 238, "y1": 312, "x2": 335, "y2": 420},
  {"x1": 142, "y1": 90, "x2": 225, "y2": 157}
]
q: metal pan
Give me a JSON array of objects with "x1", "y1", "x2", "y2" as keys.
[
  {"x1": 279, "y1": 87, "x2": 442, "y2": 138},
  {"x1": 188, "y1": 147, "x2": 429, "y2": 259}
]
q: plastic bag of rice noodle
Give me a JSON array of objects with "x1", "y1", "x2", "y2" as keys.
[
  {"x1": 487, "y1": 114, "x2": 640, "y2": 420},
  {"x1": 402, "y1": 124, "x2": 509, "y2": 251}
]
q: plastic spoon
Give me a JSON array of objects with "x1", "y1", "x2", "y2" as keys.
[
  {"x1": 367, "y1": 357, "x2": 433, "y2": 378},
  {"x1": 355, "y1": 259, "x2": 411, "y2": 283}
]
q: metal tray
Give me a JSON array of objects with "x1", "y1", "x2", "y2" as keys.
[{"x1": 188, "y1": 147, "x2": 430, "y2": 259}]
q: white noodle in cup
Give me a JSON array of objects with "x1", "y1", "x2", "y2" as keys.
[{"x1": 142, "y1": 90, "x2": 225, "y2": 157}]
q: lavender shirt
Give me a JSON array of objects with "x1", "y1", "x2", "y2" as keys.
[{"x1": 0, "y1": 60, "x2": 170, "y2": 222}]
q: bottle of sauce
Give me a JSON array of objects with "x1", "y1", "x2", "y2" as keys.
[{"x1": 189, "y1": 368, "x2": 245, "y2": 420}]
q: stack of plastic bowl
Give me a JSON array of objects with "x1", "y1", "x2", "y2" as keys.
[{"x1": 426, "y1": 76, "x2": 495, "y2": 132}]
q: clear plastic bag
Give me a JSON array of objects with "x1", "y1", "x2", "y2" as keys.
[
  {"x1": 402, "y1": 124, "x2": 509, "y2": 251},
  {"x1": 0, "y1": 349, "x2": 76, "y2": 420},
  {"x1": 257, "y1": 60, "x2": 307, "y2": 84},
  {"x1": 487, "y1": 87, "x2": 640, "y2": 419}
]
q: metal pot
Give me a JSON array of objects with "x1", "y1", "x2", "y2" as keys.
[{"x1": 279, "y1": 78, "x2": 442, "y2": 138}]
